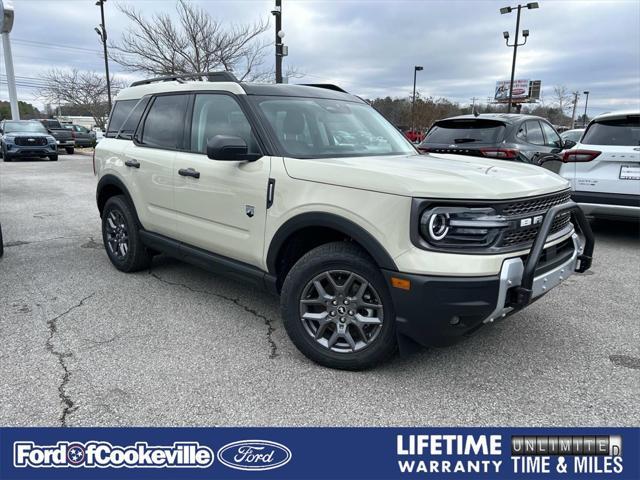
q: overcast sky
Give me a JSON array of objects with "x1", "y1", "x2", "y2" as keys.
[{"x1": 1, "y1": 0, "x2": 639, "y2": 115}]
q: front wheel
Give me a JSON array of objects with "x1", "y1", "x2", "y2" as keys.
[
  {"x1": 65, "y1": 147, "x2": 74, "y2": 155},
  {"x1": 49, "y1": 154, "x2": 58, "y2": 161},
  {"x1": 281, "y1": 242, "x2": 397, "y2": 370},
  {"x1": 101, "y1": 195, "x2": 151, "y2": 272}
]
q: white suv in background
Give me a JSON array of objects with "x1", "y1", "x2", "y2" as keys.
[
  {"x1": 94, "y1": 72, "x2": 595, "y2": 370},
  {"x1": 558, "y1": 111, "x2": 640, "y2": 220}
]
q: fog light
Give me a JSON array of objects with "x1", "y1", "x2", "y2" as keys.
[{"x1": 449, "y1": 316, "x2": 460, "y2": 325}]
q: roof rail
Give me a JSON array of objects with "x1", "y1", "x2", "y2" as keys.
[
  {"x1": 298, "y1": 83, "x2": 348, "y2": 94},
  {"x1": 130, "y1": 71, "x2": 239, "y2": 87}
]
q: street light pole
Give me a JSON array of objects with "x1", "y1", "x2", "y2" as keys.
[
  {"x1": 411, "y1": 65, "x2": 423, "y2": 134},
  {"x1": 582, "y1": 91, "x2": 590, "y2": 126},
  {"x1": 506, "y1": 4, "x2": 521, "y2": 114},
  {"x1": 273, "y1": 0, "x2": 283, "y2": 84},
  {"x1": 96, "y1": 0, "x2": 112, "y2": 111},
  {"x1": 501, "y1": 2, "x2": 538, "y2": 113}
]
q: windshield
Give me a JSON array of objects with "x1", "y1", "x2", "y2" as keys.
[
  {"x1": 252, "y1": 96, "x2": 416, "y2": 158},
  {"x1": 4, "y1": 122, "x2": 48, "y2": 134},
  {"x1": 581, "y1": 117, "x2": 640, "y2": 146},
  {"x1": 422, "y1": 119, "x2": 506, "y2": 145}
]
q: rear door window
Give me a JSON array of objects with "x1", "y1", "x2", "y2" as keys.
[
  {"x1": 140, "y1": 94, "x2": 189, "y2": 149},
  {"x1": 423, "y1": 119, "x2": 506, "y2": 145},
  {"x1": 581, "y1": 117, "x2": 640, "y2": 146},
  {"x1": 524, "y1": 120, "x2": 545, "y2": 145}
]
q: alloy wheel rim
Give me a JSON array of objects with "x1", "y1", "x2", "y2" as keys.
[
  {"x1": 105, "y1": 209, "x2": 129, "y2": 259},
  {"x1": 299, "y1": 270, "x2": 384, "y2": 353}
]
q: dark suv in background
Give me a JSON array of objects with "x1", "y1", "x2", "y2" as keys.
[{"x1": 418, "y1": 114, "x2": 575, "y2": 171}]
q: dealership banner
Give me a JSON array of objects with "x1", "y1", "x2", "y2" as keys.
[{"x1": 1, "y1": 427, "x2": 638, "y2": 479}]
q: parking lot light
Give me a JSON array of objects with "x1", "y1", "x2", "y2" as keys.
[
  {"x1": 501, "y1": 3, "x2": 539, "y2": 113},
  {"x1": 95, "y1": 0, "x2": 112, "y2": 111}
]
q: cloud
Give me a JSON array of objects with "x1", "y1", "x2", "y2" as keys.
[{"x1": 0, "y1": 0, "x2": 637, "y2": 114}]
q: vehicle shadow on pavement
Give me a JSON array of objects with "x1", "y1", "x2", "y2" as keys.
[{"x1": 589, "y1": 218, "x2": 640, "y2": 243}]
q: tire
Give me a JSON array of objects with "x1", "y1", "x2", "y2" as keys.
[
  {"x1": 2, "y1": 146, "x2": 11, "y2": 162},
  {"x1": 65, "y1": 147, "x2": 74, "y2": 155},
  {"x1": 49, "y1": 154, "x2": 58, "y2": 162},
  {"x1": 101, "y1": 195, "x2": 151, "y2": 272},
  {"x1": 281, "y1": 241, "x2": 397, "y2": 370}
]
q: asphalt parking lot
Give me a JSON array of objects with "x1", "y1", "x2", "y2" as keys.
[{"x1": 1, "y1": 154, "x2": 638, "y2": 427}]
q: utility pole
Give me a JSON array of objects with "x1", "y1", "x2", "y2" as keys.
[
  {"x1": 272, "y1": 0, "x2": 283, "y2": 84},
  {"x1": 470, "y1": 96, "x2": 478, "y2": 112},
  {"x1": 95, "y1": 0, "x2": 112, "y2": 111},
  {"x1": 411, "y1": 65, "x2": 423, "y2": 134},
  {"x1": 570, "y1": 91, "x2": 579, "y2": 129},
  {"x1": 582, "y1": 91, "x2": 590, "y2": 127},
  {"x1": 501, "y1": 3, "x2": 538, "y2": 113},
  {"x1": 1, "y1": 0, "x2": 19, "y2": 120}
]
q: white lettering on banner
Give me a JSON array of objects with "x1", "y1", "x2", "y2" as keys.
[
  {"x1": 397, "y1": 435, "x2": 502, "y2": 455},
  {"x1": 13, "y1": 441, "x2": 214, "y2": 468},
  {"x1": 398, "y1": 460, "x2": 503, "y2": 474}
]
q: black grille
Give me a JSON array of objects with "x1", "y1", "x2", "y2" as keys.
[
  {"x1": 14, "y1": 136, "x2": 48, "y2": 146},
  {"x1": 500, "y1": 190, "x2": 571, "y2": 217},
  {"x1": 501, "y1": 211, "x2": 572, "y2": 247}
]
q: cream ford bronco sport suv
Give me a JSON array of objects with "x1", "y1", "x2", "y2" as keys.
[{"x1": 95, "y1": 72, "x2": 594, "y2": 370}]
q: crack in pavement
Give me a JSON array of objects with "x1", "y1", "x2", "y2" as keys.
[
  {"x1": 5, "y1": 235, "x2": 88, "y2": 248},
  {"x1": 149, "y1": 271, "x2": 279, "y2": 359},
  {"x1": 44, "y1": 293, "x2": 96, "y2": 427}
]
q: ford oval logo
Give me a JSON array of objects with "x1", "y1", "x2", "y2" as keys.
[{"x1": 217, "y1": 440, "x2": 292, "y2": 471}]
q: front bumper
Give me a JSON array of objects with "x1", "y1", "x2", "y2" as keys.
[
  {"x1": 7, "y1": 146, "x2": 57, "y2": 156},
  {"x1": 383, "y1": 201, "x2": 595, "y2": 347}
]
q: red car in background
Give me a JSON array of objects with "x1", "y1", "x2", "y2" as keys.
[{"x1": 404, "y1": 129, "x2": 425, "y2": 143}]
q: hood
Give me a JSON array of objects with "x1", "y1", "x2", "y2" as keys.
[
  {"x1": 283, "y1": 153, "x2": 570, "y2": 200},
  {"x1": 4, "y1": 132, "x2": 49, "y2": 137}
]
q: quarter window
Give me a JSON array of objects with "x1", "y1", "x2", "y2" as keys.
[
  {"x1": 189, "y1": 94, "x2": 258, "y2": 154},
  {"x1": 106, "y1": 100, "x2": 138, "y2": 138},
  {"x1": 141, "y1": 95, "x2": 189, "y2": 149}
]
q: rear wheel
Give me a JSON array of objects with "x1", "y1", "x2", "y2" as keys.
[
  {"x1": 101, "y1": 195, "x2": 151, "y2": 272},
  {"x1": 281, "y1": 242, "x2": 397, "y2": 370},
  {"x1": 65, "y1": 147, "x2": 74, "y2": 155}
]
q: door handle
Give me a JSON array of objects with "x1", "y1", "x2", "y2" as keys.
[
  {"x1": 178, "y1": 168, "x2": 201, "y2": 179},
  {"x1": 125, "y1": 159, "x2": 140, "y2": 168}
]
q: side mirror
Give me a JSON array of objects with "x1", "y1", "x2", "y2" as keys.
[
  {"x1": 562, "y1": 139, "x2": 577, "y2": 150},
  {"x1": 206, "y1": 135, "x2": 261, "y2": 161}
]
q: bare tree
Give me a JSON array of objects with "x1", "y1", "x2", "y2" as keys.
[
  {"x1": 553, "y1": 85, "x2": 573, "y2": 115},
  {"x1": 38, "y1": 69, "x2": 124, "y2": 129},
  {"x1": 109, "y1": 0, "x2": 271, "y2": 81}
]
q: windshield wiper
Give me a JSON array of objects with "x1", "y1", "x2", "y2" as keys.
[{"x1": 453, "y1": 138, "x2": 480, "y2": 144}]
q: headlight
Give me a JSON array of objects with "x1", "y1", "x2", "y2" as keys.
[
  {"x1": 47, "y1": 136, "x2": 56, "y2": 143},
  {"x1": 419, "y1": 206, "x2": 508, "y2": 248}
]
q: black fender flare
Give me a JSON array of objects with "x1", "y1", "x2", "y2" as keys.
[
  {"x1": 266, "y1": 212, "x2": 398, "y2": 274},
  {"x1": 96, "y1": 174, "x2": 142, "y2": 226}
]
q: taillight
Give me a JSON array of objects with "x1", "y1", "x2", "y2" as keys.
[
  {"x1": 479, "y1": 148, "x2": 520, "y2": 159},
  {"x1": 562, "y1": 150, "x2": 601, "y2": 163}
]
